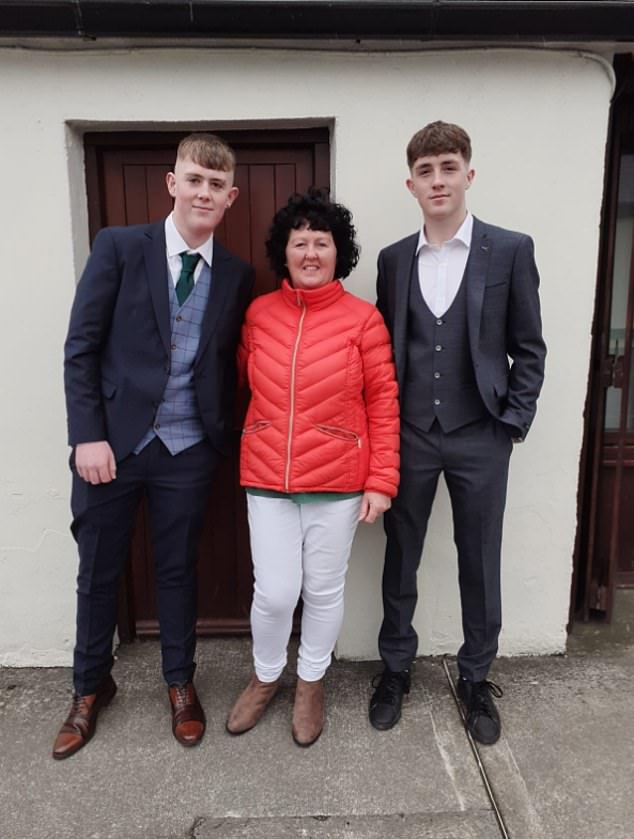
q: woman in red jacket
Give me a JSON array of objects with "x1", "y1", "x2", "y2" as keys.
[{"x1": 226, "y1": 190, "x2": 399, "y2": 746}]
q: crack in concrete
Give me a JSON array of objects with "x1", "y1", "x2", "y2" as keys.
[{"x1": 187, "y1": 816, "x2": 205, "y2": 838}]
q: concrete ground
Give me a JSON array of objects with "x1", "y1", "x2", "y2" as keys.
[{"x1": 1, "y1": 592, "x2": 633, "y2": 839}]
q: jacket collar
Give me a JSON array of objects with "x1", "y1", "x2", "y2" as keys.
[
  {"x1": 196, "y1": 239, "x2": 234, "y2": 363},
  {"x1": 464, "y1": 216, "x2": 492, "y2": 353},
  {"x1": 281, "y1": 278, "x2": 345, "y2": 309},
  {"x1": 143, "y1": 221, "x2": 237, "y2": 362},
  {"x1": 144, "y1": 222, "x2": 171, "y2": 356}
]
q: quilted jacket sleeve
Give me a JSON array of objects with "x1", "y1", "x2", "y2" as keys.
[{"x1": 359, "y1": 306, "x2": 400, "y2": 497}]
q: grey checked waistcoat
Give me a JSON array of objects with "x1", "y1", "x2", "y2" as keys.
[
  {"x1": 134, "y1": 263, "x2": 211, "y2": 455},
  {"x1": 401, "y1": 268, "x2": 488, "y2": 434}
]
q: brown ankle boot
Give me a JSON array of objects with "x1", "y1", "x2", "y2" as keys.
[
  {"x1": 226, "y1": 673, "x2": 279, "y2": 735},
  {"x1": 292, "y1": 677, "x2": 324, "y2": 747}
]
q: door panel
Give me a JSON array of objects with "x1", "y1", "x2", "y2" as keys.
[{"x1": 85, "y1": 129, "x2": 329, "y2": 636}]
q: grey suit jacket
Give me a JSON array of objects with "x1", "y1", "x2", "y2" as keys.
[{"x1": 376, "y1": 216, "x2": 546, "y2": 439}]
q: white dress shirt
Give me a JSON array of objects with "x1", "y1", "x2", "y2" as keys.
[
  {"x1": 416, "y1": 212, "x2": 473, "y2": 317},
  {"x1": 164, "y1": 212, "x2": 214, "y2": 287}
]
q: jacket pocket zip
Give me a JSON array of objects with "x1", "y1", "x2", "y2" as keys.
[
  {"x1": 242, "y1": 420, "x2": 271, "y2": 435},
  {"x1": 315, "y1": 424, "x2": 362, "y2": 447}
]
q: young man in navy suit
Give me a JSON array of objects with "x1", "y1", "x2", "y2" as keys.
[
  {"x1": 54, "y1": 133, "x2": 254, "y2": 759},
  {"x1": 369, "y1": 121, "x2": 546, "y2": 744}
]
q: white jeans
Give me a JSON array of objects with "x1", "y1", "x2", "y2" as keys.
[{"x1": 247, "y1": 494, "x2": 363, "y2": 683}]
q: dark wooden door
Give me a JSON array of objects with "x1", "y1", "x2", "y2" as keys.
[
  {"x1": 576, "y1": 68, "x2": 634, "y2": 621},
  {"x1": 84, "y1": 129, "x2": 330, "y2": 636}
]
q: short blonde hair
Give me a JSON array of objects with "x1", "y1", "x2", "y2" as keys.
[{"x1": 176, "y1": 132, "x2": 236, "y2": 172}]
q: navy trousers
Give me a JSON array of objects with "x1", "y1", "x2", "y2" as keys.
[
  {"x1": 379, "y1": 417, "x2": 513, "y2": 682},
  {"x1": 70, "y1": 437, "x2": 218, "y2": 694}
]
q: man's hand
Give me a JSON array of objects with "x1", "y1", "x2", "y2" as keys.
[
  {"x1": 75, "y1": 441, "x2": 117, "y2": 485},
  {"x1": 358, "y1": 491, "x2": 391, "y2": 524}
]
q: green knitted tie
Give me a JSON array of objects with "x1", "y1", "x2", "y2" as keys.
[{"x1": 175, "y1": 252, "x2": 201, "y2": 306}]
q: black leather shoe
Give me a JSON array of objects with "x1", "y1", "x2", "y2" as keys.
[
  {"x1": 456, "y1": 676, "x2": 503, "y2": 745},
  {"x1": 369, "y1": 669, "x2": 410, "y2": 730}
]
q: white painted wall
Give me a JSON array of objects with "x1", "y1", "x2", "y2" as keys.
[{"x1": 0, "y1": 47, "x2": 613, "y2": 666}]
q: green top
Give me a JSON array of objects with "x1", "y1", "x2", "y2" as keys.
[{"x1": 246, "y1": 488, "x2": 363, "y2": 505}]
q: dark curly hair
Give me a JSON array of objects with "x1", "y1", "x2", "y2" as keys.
[{"x1": 265, "y1": 188, "x2": 360, "y2": 280}]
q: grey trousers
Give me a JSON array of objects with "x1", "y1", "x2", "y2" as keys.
[{"x1": 378, "y1": 416, "x2": 513, "y2": 682}]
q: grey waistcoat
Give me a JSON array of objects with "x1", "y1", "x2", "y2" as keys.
[
  {"x1": 401, "y1": 268, "x2": 488, "y2": 433},
  {"x1": 134, "y1": 262, "x2": 211, "y2": 456}
]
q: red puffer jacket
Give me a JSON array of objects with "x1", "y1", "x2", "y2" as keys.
[{"x1": 238, "y1": 279, "x2": 399, "y2": 496}]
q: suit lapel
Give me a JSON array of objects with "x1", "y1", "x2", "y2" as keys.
[
  {"x1": 465, "y1": 217, "x2": 491, "y2": 353},
  {"x1": 196, "y1": 240, "x2": 234, "y2": 362},
  {"x1": 393, "y1": 234, "x2": 418, "y2": 383},
  {"x1": 143, "y1": 222, "x2": 171, "y2": 356}
]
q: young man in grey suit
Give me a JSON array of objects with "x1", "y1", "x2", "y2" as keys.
[
  {"x1": 54, "y1": 133, "x2": 254, "y2": 759},
  {"x1": 369, "y1": 121, "x2": 546, "y2": 744}
]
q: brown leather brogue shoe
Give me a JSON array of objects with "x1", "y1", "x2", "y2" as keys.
[
  {"x1": 226, "y1": 673, "x2": 279, "y2": 735},
  {"x1": 52, "y1": 674, "x2": 117, "y2": 760},
  {"x1": 292, "y1": 677, "x2": 324, "y2": 747},
  {"x1": 168, "y1": 682, "x2": 205, "y2": 747}
]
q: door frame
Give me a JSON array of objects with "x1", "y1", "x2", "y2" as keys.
[
  {"x1": 84, "y1": 127, "x2": 330, "y2": 240},
  {"x1": 82, "y1": 125, "x2": 331, "y2": 641},
  {"x1": 572, "y1": 54, "x2": 634, "y2": 624}
]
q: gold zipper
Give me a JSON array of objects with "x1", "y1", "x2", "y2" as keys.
[{"x1": 285, "y1": 295, "x2": 307, "y2": 491}]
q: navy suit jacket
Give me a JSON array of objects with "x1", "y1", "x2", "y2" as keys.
[
  {"x1": 376, "y1": 217, "x2": 546, "y2": 439},
  {"x1": 64, "y1": 221, "x2": 254, "y2": 461}
]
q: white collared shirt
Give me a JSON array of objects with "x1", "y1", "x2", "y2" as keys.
[
  {"x1": 164, "y1": 212, "x2": 214, "y2": 287},
  {"x1": 416, "y1": 212, "x2": 473, "y2": 317}
]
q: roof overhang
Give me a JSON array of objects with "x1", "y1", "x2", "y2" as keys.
[{"x1": 1, "y1": 1, "x2": 634, "y2": 44}]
